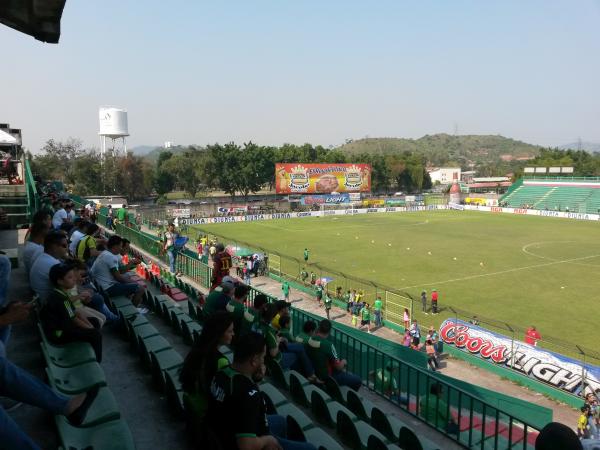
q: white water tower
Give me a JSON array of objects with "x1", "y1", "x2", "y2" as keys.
[{"x1": 98, "y1": 106, "x2": 129, "y2": 158}]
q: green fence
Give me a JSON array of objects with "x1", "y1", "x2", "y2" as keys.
[{"x1": 24, "y1": 158, "x2": 40, "y2": 222}]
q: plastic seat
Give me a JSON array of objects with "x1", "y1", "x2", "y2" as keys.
[
  {"x1": 304, "y1": 427, "x2": 344, "y2": 450},
  {"x1": 161, "y1": 300, "x2": 179, "y2": 319},
  {"x1": 132, "y1": 323, "x2": 159, "y2": 342},
  {"x1": 289, "y1": 370, "x2": 319, "y2": 407},
  {"x1": 398, "y1": 427, "x2": 426, "y2": 450},
  {"x1": 267, "y1": 359, "x2": 290, "y2": 390},
  {"x1": 109, "y1": 295, "x2": 132, "y2": 309},
  {"x1": 46, "y1": 362, "x2": 107, "y2": 395},
  {"x1": 55, "y1": 416, "x2": 135, "y2": 450},
  {"x1": 347, "y1": 389, "x2": 375, "y2": 422},
  {"x1": 115, "y1": 303, "x2": 138, "y2": 317},
  {"x1": 337, "y1": 410, "x2": 389, "y2": 450},
  {"x1": 325, "y1": 376, "x2": 352, "y2": 404},
  {"x1": 260, "y1": 383, "x2": 288, "y2": 413},
  {"x1": 71, "y1": 386, "x2": 120, "y2": 428},
  {"x1": 276, "y1": 402, "x2": 314, "y2": 436},
  {"x1": 40, "y1": 341, "x2": 96, "y2": 368},
  {"x1": 181, "y1": 320, "x2": 202, "y2": 345},
  {"x1": 138, "y1": 335, "x2": 172, "y2": 366},
  {"x1": 150, "y1": 349, "x2": 184, "y2": 391},
  {"x1": 370, "y1": 407, "x2": 408, "y2": 442},
  {"x1": 165, "y1": 368, "x2": 185, "y2": 417},
  {"x1": 366, "y1": 434, "x2": 390, "y2": 450}
]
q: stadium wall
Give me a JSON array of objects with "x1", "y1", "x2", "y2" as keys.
[{"x1": 463, "y1": 204, "x2": 600, "y2": 221}]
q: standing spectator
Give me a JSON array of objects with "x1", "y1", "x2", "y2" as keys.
[
  {"x1": 431, "y1": 289, "x2": 438, "y2": 314},
  {"x1": 116, "y1": 203, "x2": 127, "y2": 226},
  {"x1": 300, "y1": 267, "x2": 308, "y2": 284},
  {"x1": 315, "y1": 282, "x2": 323, "y2": 306},
  {"x1": 579, "y1": 405, "x2": 591, "y2": 439},
  {"x1": 163, "y1": 223, "x2": 179, "y2": 275},
  {"x1": 421, "y1": 290, "x2": 428, "y2": 314},
  {"x1": 41, "y1": 263, "x2": 103, "y2": 362},
  {"x1": 344, "y1": 290, "x2": 352, "y2": 313},
  {"x1": 0, "y1": 254, "x2": 12, "y2": 356},
  {"x1": 30, "y1": 231, "x2": 69, "y2": 302},
  {"x1": 323, "y1": 291, "x2": 332, "y2": 320},
  {"x1": 196, "y1": 239, "x2": 203, "y2": 259},
  {"x1": 303, "y1": 247, "x2": 309, "y2": 263},
  {"x1": 425, "y1": 339, "x2": 439, "y2": 371},
  {"x1": 585, "y1": 393, "x2": 600, "y2": 439},
  {"x1": 281, "y1": 280, "x2": 290, "y2": 301},
  {"x1": 360, "y1": 303, "x2": 371, "y2": 333},
  {"x1": 525, "y1": 326, "x2": 542, "y2": 346},
  {"x1": 307, "y1": 319, "x2": 361, "y2": 391},
  {"x1": 409, "y1": 319, "x2": 421, "y2": 347},
  {"x1": 90, "y1": 235, "x2": 145, "y2": 308},
  {"x1": 403, "y1": 307, "x2": 410, "y2": 331},
  {"x1": 427, "y1": 325, "x2": 442, "y2": 354},
  {"x1": 373, "y1": 295, "x2": 383, "y2": 327},
  {"x1": 310, "y1": 271, "x2": 316, "y2": 285},
  {"x1": 211, "y1": 243, "x2": 232, "y2": 291},
  {"x1": 106, "y1": 205, "x2": 114, "y2": 230},
  {"x1": 402, "y1": 330, "x2": 412, "y2": 347},
  {"x1": 180, "y1": 311, "x2": 233, "y2": 445},
  {"x1": 351, "y1": 300, "x2": 361, "y2": 328},
  {"x1": 207, "y1": 332, "x2": 317, "y2": 450},
  {"x1": 245, "y1": 256, "x2": 253, "y2": 284}
]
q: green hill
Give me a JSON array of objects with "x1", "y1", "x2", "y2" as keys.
[{"x1": 337, "y1": 134, "x2": 541, "y2": 166}]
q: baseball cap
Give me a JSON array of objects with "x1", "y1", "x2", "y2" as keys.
[{"x1": 221, "y1": 276, "x2": 236, "y2": 292}]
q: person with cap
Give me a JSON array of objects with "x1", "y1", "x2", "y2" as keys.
[
  {"x1": 211, "y1": 243, "x2": 232, "y2": 291},
  {"x1": 203, "y1": 276, "x2": 236, "y2": 318},
  {"x1": 431, "y1": 289, "x2": 438, "y2": 314}
]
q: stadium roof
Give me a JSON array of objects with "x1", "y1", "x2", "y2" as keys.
[{"x1": 0, "y1": 0, "x2": 67, "y2": 43}]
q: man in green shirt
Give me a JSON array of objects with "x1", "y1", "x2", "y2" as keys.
[
  {"x1": 240, "y1": 294, "x2": 268, "y2": 337},
  {"x1": 323, "y1": 292, "x2": 332, "y2": 320},
  {"x1": 281, "y1": 281, "x2": 290, "y2": 301},
  {"x1": 306, "y1": 320, "x2": 361, "y2": 391},
  {"x1": 116, "y1": 204, "x2": 128, "y2": 225},
  {"x1": 343, "y1": 290, "x2": 352, "y2": 313},
  {"x1": 294, "y1": 320, "x2": 317, "y2": 344},
  {"x1": 303, "y1": 248, "x2": 309, "y2": 263},
  {"x1": 315, "y1": 284, "x2": 323, "y2": 306},
  {"x1": 226, "y1": 284, "x2": 248, "y2": 340},
  {"x1": 360, "y1": 303, "x2": 371, "y2": 334},
  {"x1": 203, "y1": 277, "x2": 236, "y2": 318},
  {"x1": 300, "y1": 268, "x2": 308, "y2": 283},
  {"x1": 419, "y1": 383, "x2": 459, "y2": 435},
  {"x1": 373, "y1": 295, "x2": 383, "y2": 327}
]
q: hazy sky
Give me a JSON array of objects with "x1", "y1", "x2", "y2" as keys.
[{"x1": 1, "y1": 0, "x2": 599, "y2": 153}]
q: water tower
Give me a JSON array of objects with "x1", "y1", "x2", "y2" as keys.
[{"x1": 98, "y1": 106, "x2": 129, "y2": 159}]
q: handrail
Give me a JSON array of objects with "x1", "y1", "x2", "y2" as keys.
[{"x1": 23, "y1": 158, "x2": 40, "y2": 221}]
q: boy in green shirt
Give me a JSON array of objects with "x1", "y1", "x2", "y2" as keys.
[
  {"x1": 360, "y1": 303, "x2": 371, "y2": 334},
  {"x1": 281, "y1": 281, "x2": 290, "y2": 301},
  {"x1": 373, "y1": 295, "x2": 383, "y2": 327}
]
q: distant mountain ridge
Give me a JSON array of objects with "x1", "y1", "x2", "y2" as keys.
[
  {"x1": 336, "y1": 134, "x2": 541, "y2": 167},
  {"x1": 558, "y1": 141, "x2": 600, "y2": 153}
]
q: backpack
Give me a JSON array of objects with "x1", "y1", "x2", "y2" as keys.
[{"x1": 76, "y1": 235, "x2": 93, "y2": 261}]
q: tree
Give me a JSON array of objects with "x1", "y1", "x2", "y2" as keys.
[{"x1": 115, "y1": 153, "x2": 153, "y2": 201}]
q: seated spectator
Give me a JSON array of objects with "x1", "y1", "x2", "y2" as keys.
[
  {"x1": 76, "y1": 223, "x2": 102, "y2": 266},
  {"x1": 307, "y1": 319, "x2": 361, "y2": 391},
  {"x1": 375, "y1": 364, "x2": 406, "y2": 404},
  {"x1": 52, "y1": 201, "x2": 71, "y2": 231},
  {"x1": 261, "y1": 303, "x2": 317, "y2": 382},
  {"x1": 203, "y1": 276, "x2": 236, "y2": 317},
  {"x1": 90, "y1": 235, "x2": 145, "y2": 308},
  {"x1": 535, "y1": 422, "x2": 583, "y2": 450},
  {"x1": 0, "y1": 255, "x2": 14, "y2": 357},
  {"x1": 419, "y1": 383, "x2": 458, "y2": 435},
  {"x1": 239, "y1": 293, "x2": 268, "y2": 337},
  {"x1": 68, "y1": 259, "x2": 107, "y2": 327},
  {"x1": 226, "y1": 284, "x2": 248, "y2": 339},
  {"x1": 68, "y1": 219, "x2": 88, "y2": 255},
  {"x1": 180, "y1": 312, "x2": 234, "y2": 445},
  {"x1": 23, "y1": 222, "x2": 48, "y2": 277},
  {"x1": 295, "y1": 320, "x2": 316, "y2": 344},
  {"x1": 40, "y1": 263, "x2": 103, "y2": 362},
  {"x1": 271, "y1": 300, "x2": 290, "y2": 330},
  {"x1": 207, "y1": 332, "x2": 317, "y2": 450},
  {"x1": 118, "y1": 239, "x2": 141, "y2": 275},
  {"x1": 277, "y1": 316, "x2": 294, "y2": 342},
  {"x1": 30, "y1": 231, "x2": 69, "y2": 301}
]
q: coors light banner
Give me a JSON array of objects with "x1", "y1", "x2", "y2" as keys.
[{"x1": 440, "y1": 319, "x2": 600, "y2": 398}]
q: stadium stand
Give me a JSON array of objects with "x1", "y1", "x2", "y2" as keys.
[{"x1": 501, "y1": 179, "x2": 600, "y2": 213}]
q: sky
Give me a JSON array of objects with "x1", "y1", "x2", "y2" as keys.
[{"x1": 1, "y1": 0, "x2": 600, "y2": 153}]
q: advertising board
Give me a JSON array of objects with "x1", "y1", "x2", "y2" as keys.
[{"x1": 275, "y1": 163, "x2": 371, "y2": 194}]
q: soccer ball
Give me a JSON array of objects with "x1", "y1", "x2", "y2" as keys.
[
  {"x1": 406, "y1": 247, "x2": 410, "y2": 250},
  {"x1": 480, "y1": 262, "x2": 484, "y2": 266},
  {"x1": 453, "y1": 257, "x2": 457, "y2": 260},
  {"x1": 388, "y1": 243, "x2": 392, "y2": 247},
  {"x1": 428, "y1": 251, "x2": 432, "y2": 255},
  {"x1": 371, "y1": 240, "x2": 375, "y2": 244}
]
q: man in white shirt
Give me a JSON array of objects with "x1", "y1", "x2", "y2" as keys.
[
  {"x1": 52, "y1": 202, "x2": 69, "y2": 230},
  {"x1": 30, "y1": 232, "x2": 69, "y2": 301},
  {"x1": 69, "y1": 220, "x2": 88, "y2": 255},
  {"x1": 90, "y1": 235, "x2": 145, "y2": 308},
  {"x1": 23, "y1": 222, "x2": 48, "y2": 276}
]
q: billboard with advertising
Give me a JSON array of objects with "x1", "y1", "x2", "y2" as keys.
[
  {"x1": 300, "y1": 194, "x2": 351, "y2": 205},
  {"x1": 275, "y1": 163, "x2": 371, "y2": 194}
]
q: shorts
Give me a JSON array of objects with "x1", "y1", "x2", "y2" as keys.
[
  {"x1": 361, "y1": 320, "x2": 370, "y2": 326},
  {"x1": 106, "y1": 282, "x2": 139, "y2": 297}
]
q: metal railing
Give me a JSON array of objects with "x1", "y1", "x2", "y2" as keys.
[{"x1": 24, "y1": 158, "x2": 40, "y2": 221}]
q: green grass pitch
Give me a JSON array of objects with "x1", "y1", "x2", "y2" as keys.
[{"x1": 195, "y1": 210, "x2": 600, "y2": 353}]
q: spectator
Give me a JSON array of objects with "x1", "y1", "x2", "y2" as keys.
[
  {"x1": 579, "y1": 406, "x2": 592, "y2": 439},
  {"x1": 585, "y1": 393, "x2": 600, "y2": 439},
  {"x1": 375, "y1": 364, "x2": 406, "y2": 403},
  {"x1": 270, "y1": 300, "x2": 290, "y2": 330},
  {"x1": 211, "y1": 243, "x2": 232, "y2": 290},
  {"x1": 240, "y1": 293, "x2": 268, "y2": 337},
  {"x1": 535, "y1": 422, "x2": 583, "y2": 450},
  {"x1": 403, "y1": 307, "x2": 410, "y2": 331},
  {"x1": 344, "y1": 290, "x2": 352, "y2": 313},
  {"x1": 525, "y1": 326, "x2": 541, "y2": 346},
  {"x1": 277, "y1": 316, "x2": 294, "y2": 342},
  {"x1": 409, "y1": 319, "x2": 421, "y2": 347},
  {"x1": 90, "y1": 235, "x2": 145, "y2": 308},
  {"x1": 419, "y1": 383, "x2": 459, "y2": 435},
  {"x1": 115, "y1": 203, "x2": 127, "y2": 226},
  {"x1": 41, "y1": 263, "x2": 103, "y2": 362},
  {"x1": 203, "y1": 276, "x2": 236, "y2": 317},
  {"x1": 469, "y1": 316, "x2": 480, "y2": 326},
  {"x1": 402, "y1": 330, "x2": 412, "y2": 347},
  {"x1": 69, "y1": 259, "x2": 107, "y2": 327},
  {"x1": 295, "y1": 320, "x2": 317, "y2": 344},
  {"x1": 421, "y1": 290, "x2": 428, "y2": 314},
  {"x1": 163, "y1": 223, "x2": 179, "y2": 275},
  {"x1": 359, "y1": 303, "x2": 371, "y2": 333},
  {"x1": 281, "y1": 280, "x2": 290, "y2": 301},
  {"x1": 75, "y1": 223, "x2": 101, "y2": 266},
  {"x1": 51, "y1": 201, "x2": 70, "y2": 230},
  {"x1": 118, "y1": 239, "x2": 141, "y2": 275},
  {"x1": 431, "y1": 289, "x2": 438, "y2": 314},
  {"x1": 351, "y1": 300, "x2": 361, "y2": 328},
  {"x1": 373, "y1": 295, "x2": 383, "y2": 327},
  {"x1": 30, "y1": 231, "x2": 69, "y2": 302},
  {"x1": 226, "y1": 284, "x2": 248, "y2": 339},
  {"x1": 307, "y1": 319, "x2": 361, "y2": 391},
  {"x1": 180, "y1": 311, "x2": 234, "y2": 444},
  {"x1": 315, "y1": 282, "x2": 323, "y2": 307},
  {"x1": 324, "y1": 292, "x2": 332, "y2": 320},
  {"x1": 425, "y1": 339, "x2": 439, "y2": 371},
  {"x1": 23, "y1": 222, "x2": 48, "y2": 276},
  {"x1": 68, "y1": 219, "x2": 88, "y2": 256},
  {"x1": 106, "y1": 205, "x2": 114, "y2": 230},
  {"x1": 207, "y1": 332, "x2": 317, "y2": 450}
]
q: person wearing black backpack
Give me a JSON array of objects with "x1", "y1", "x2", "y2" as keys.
[{"x1": 75, "y1": 223, "x2": 101, "y2": 267}]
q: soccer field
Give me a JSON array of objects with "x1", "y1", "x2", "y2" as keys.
[{"x1": 195, "y1": 210, "x2": 600, "y2": 353}]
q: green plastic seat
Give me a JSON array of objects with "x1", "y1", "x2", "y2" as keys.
[
  {"x1": 370, "y1": 407, "x2": 406, "y2": 442},
  {"x1": 267, "y1": 359, "x2": 290, "y2": 390},
  {"x1": 181, "y1": 320, "x2": 202, "y2": 345},
  {"x1": 347, "y1": 390, "x2": 375, "y2": 422},
  {"x1": 132, "y1": 323, "x2": 159, "y2": 341},
  {"x1": 398, "y1": 427, "x2": 425, "y2": 450},
  {"x1": 116, "y1": 304, "x2": 139, "y2": 320},
  {"x1": 138, "y1": 335, "x2": 172, "y2": 366},
  {"x1": 366, "y1": 434, "x2": 390, "y2": 450},
  {"x1": 46, "y1": 362, "x2": 106, "y2": 395},
  {"x1": 169, "y1": 309, "x2": 185, "y2": 331},
  {"x1": 40, "y1": 341, "x2": 96, "y2": 369},
  {"x1": 187, "y1": 300, "x2": 198, "y2": 319},
  {"x1": 70, "y1": 386, "x2": 120, "y2": 428},
  {"x1": 161, "y1": 300, "x2": 179, "y2": 319},
  {"x1": 109, "y1": 296, "x2": 132, "y2": 309},
  {"x1": 312, "y1": 395, "x2": 356, "y2": 428},
  {"x1": 325, "y1": 376, "x2": 352, "y2": 404},
  {"x1": 128, "y1": 314, "x2": 149, "y2": 328},
  {"x1": 260, "y1": 383, "x2": 288, "y2": 413},
  {"x1": 55, "y1": 416, "x2": 135, "y2": 450},
  {"x1": 276, "y1": 402, "x2": 314, "y2": 432},
  {"x1": 165, "y1": 368, "x2": 185, "y2": 417},
  {"x1": 337, "y1": 410, "x2": 389, "y2": 450},
  {"x1": 304, "y1": 427, "x2": 345, "y2": 450},
  {"x1": 150, "y1": 349, "x2": 184, "y2": 391},
  {"x1": 289, "y1": 370, "x2": 322, "y2": 408}
]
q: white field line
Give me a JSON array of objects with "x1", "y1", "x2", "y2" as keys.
[
  {"x1": 522, "y1": 241, "x2": 600, "y2": 267},
  {"x1": 397, "y1": 252, "x2": 600, "y2": 290}
]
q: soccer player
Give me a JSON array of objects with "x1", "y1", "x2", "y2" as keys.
[
  {"x1": 421, "y1": 290, "x2": 428, "y2": 314},
  {"x1": 300, "y1": 267, "x2": 308, "y2": 283},
  {"x1": 431, "y1": 289, "x2": 438, "y2": 314},
  {"x1": 304, "y1": 248, "x2": 309, "y2": 263}
]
